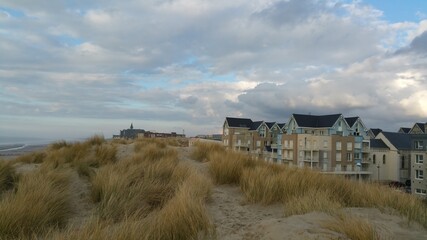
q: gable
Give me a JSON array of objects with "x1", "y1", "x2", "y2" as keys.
[{"x1": 410, "y1": 123, "x2": 425, "y2": 134}]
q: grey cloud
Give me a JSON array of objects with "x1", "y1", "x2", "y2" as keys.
[{"x1": 253, "y1": 0, "x2": 324, "y2": 26}]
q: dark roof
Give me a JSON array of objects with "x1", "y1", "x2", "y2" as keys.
[
  {"x1": 278, "y1": 123, "x2": 286, "y2": 129},
  {"x1": 225, "y1": 117, "x2": 253, "y2": 128},
  {"x1": 293, "y1": 114, "x2": 342, "y2": 128},
  {"x1": 265, "y1": 122, "x2": 276, "y2": 129},
  {"x1": 370, "y1": 139, "x2": 389, "y2": 149},
  {"x1": 414, "y1": 123, "x2": 426, "y2": 133},
  {"x1": 344, "y1": 117, "x2": 359, "y2": 127},
  {"x1": 250, "y1": 121, "x2": 263, "y2": 130},
  {"x1": 381, "y1": 132, "x2": 412, "y2": 150},
  {"x1": 398, "y1": 127, "x2": 411, "y2": 133},
  {"x1": 369, "y1": 128, "x2": 383, "y2": 137}
]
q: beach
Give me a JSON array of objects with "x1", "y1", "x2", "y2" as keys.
[{"x1": 0, "y1": 144, "x2": 48, "y2": 160}]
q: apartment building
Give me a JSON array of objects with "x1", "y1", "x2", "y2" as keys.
[
  {"x1": 409, "y1": 122, "x2": 427, "y2": 197},
  {"x1": 222, "y1": 117, "x2": 279, "y2": 157},
  {"x1": 277, "y1": 114, "x2": 371, "y2": 179},
  {"x1": 370, "y1": 132, "x2": 411, "y2": 184}
]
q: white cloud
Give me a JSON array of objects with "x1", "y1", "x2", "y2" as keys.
[{"x1": 1, "y1": 0, "x2": 427, "y2": 137}]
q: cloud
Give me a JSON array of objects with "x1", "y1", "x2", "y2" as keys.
[{"x1": 1, "y1": 0, "x2": 427, "y2": 137}]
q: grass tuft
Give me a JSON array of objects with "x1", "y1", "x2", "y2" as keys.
[
  {"x1": 191, "y1": 141, "x2": 225, "y2": 162},
  {"x1": 49, "y1": 140, "x2": 68, "y2": 150},
  {"x1": 0, "y1": 169, "x2": 72, "y2": 238},
  {"x1": 209, "y1": 151, "x2": 257, "y2": 185},
  {"x1": 322, "y1": 213, "x2": 379, "y2": 240},
  {"x1": 85, "y1": 135, "x2": 105, "y2": 146},
  {"x1": 0, "y1": 162, "x2": 18, "y2": 194}
]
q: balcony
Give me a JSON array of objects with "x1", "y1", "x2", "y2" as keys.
[
  {"x1": 361, "y1": 157, "x2": 370, "y2": 164},
  {"x1": 303, "y1": 157, "x2": 319, "y2": 162},
  {"x1": 235, "y1": 143, "x2": 249, "y2": 147}
]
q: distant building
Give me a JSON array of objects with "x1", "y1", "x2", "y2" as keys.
[
  {"x1": 116, "y1": 123, "x2": 145, "y2": 139},
  {"x1": 137, "y1": 131, "x2": 185, "y2": 138}
]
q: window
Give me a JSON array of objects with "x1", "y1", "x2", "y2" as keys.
[
  {"x1": 415, "y1": 189, "x2": 427, "y2": 195},
  {"x1": 323, "y1": 140, "x2": 328, "y2": 148},
  {"x1": 336, "y1": 152, "x2": 341, "y2": 162},
  {"x1": 237, "y1": 139, "x2": 241, "y2": 145},
  {"x1": 347, "y1": 142, "x2": 352, "y2": 151},
  {"x1": 336, "y1": 141, "x2": 341, "y2": 150},
  {"x1": 284, "y1": 140, "x2": 289, "y2": 148},
  {"x1": 256, "y1": 141, "x2": 261, "y2": 147},
  {"x1": 259, "y1": 126, "x2": 266, "y2": 137},
  {"x1": 346, "y1": 153, "x2": 352, "y2": 161},
  {"x1": 335, "y1": 164, "x2": 342, "y2": 171},
  {"x1": 401, "y1": 156, "x2": 405, "y2": 169},
  {"x1": 323, "y1": 152, "x2": 327, "y2": 159},
  {"x1": 416, "y1": 170, "x2": 424, "y2": 180},
  {"x1": 373, "y1": 154, "x2": 376, "y2": 164},
  {"x1": 354, "y1": 143, "x2": 361, "y2": 149},
  {"x1": 224, "y1": 128, "x2": 229, "y2": 136},
  {"x1": 415, "y1": 141, "x2": 423, "y2": 149},
  {"x1": 354, "y1": 153, "x2": 360, "y2": 159},
  {"x1": 416, "y1": 154, "x2": 424, "y2": 164},
  {"x1": 299, "y1": 151, "x2": 303, "y2": 157},
  {"x1": 289, "y1": 140, "x2": 293, "y2": 148},
  {"x1": 299, "y1": 140, "x2": 302, "y2": 147},
  {"x1": 382, "y1": 155, "x2": 386, "y2": 164}
]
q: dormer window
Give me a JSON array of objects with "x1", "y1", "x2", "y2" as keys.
[{"x1": 259, "y1": 126, "x2": 266, "y2": 137}]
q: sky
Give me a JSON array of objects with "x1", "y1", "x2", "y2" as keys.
[{"x1": 1, "y1": 0, "x2": 427, "y2": 140}]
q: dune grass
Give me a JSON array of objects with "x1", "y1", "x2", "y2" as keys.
[
  {"x1": 15, "y1": 151, "x2": 47, "y2": 164},
  {"x1": 0, "y1": 168, "x2": 73, "y2": 238},
  {"x1": 46, "y1": 138, "x2": 213, "y2": 240},
  {"x1": 191, "y1": 141, "x2": 225, "y2": 162},
  {"x1": 322, "y1": 213, "x2": 379, "y2": 240},
  {"x1": 192, "y1": 142, "x2": 427, "y2": 228},
  {"x1": 0, "y1": 162, "x2": 17, "y2": 194},
  {"x1": 209, "y1": 151, "x2": 256, "y2": 185}
]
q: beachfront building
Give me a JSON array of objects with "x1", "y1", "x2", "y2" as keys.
[
  {"x1": 369, "y1": 132, "x2": 412, "y2": 184},
  {"x1": 410, "y1": 132, "x2": 427, "y2": 197},
  {"x1": 114, "y1": 123, "x2": 145, "y2": 139},
  {"x1": 222, "y1": 117, "x2": 284, "y2": 159},
  {"x1": 278, "y1": 114, "x2": 371, "y2": 180}
]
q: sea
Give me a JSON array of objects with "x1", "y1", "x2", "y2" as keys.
[{"x1": 0, "y1": 136, "x2": 71, "y2": 159}]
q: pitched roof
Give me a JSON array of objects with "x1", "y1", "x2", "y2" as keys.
[
  {"x1": 398, "y1": 127, "x2": 411, "y2": 134},
  {"x1": 278, "y1": 123, "x2": 286, "y2": 129},
  {"x1": 381, "y1": 132, "x2": 412, "y2": 150},
  {"x1": 265, "y1": 122, "x2": 276, "y2": 129},
  {"x1": 250, "y1": 121, "x2": 263, "y2": 130},
  {"x1": 414, "y1": 123, "x2": 426, "y2": 133},
  {"x1": 370, "y1": 139, "x2": 389, "y2": 149},
  {"x1": 369, "y1": 128, "x2": 383, "y2": 137},
  {"x1": 225, "y1": 117, "x2": 253, "y2": 128},
  {"x1": 344, "y1": 117, "x2": 359, "y2": 127},
  {"x1": 293, "y1": 114, "x2": 342, "y2": 128}
]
